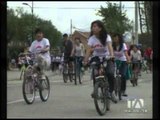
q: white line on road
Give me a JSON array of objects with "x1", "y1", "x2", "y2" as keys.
[{"x1": 7, "y1": 96, "x2": 40, "y2": 105}]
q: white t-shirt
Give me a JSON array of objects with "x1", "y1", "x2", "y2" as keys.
[
  {"x1": 131, "y1": 50, "x2": 141, "y2": 61},
  {"x1": 80, "y1": 43, "x2": 85, "y2": 56},
  {"x1": 75, "y1": 45, "x2": 82, "y2": 57},
  {"x1": 29, "y1": 38, "x2": 51, "y2": 63},
  {"x1": 114, "y1": 43, "x2": 128, "y2": 61},
  {"x1": 88, "y1": 35, "x2": 112, "y2": 57}
]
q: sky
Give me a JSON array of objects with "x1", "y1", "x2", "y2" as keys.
[{"x1": 7, "y1": 1, "x2": 139, "y2": 34}]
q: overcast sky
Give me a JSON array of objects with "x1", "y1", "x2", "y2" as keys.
[{"x1": 7, "y1": 1, "x2": 138, "y2": 34}]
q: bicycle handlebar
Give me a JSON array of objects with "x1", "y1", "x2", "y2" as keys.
[
  {"x1": 82, "y1": 56, "x2": 114, "y2": 67},
  {"x1": 20, "y1": 51, "x2": 43, "y2": 56}
]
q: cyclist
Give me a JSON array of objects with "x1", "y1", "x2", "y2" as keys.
[
  {"x1": 130, "y1": 45, "x2": 142, "y2": 83},
  {"x1": 29, "y1": 28, "x2": 51, "y2": 80},
  {"x1": 144, "y1": 47, "x2": 152, "y2": 72},
  {"x1": 74, "y1": 37, "x2": 84, "y2": 73},
  {"x1": 84, "y1": 20, "x2": 117, "y2": 103},
  {"x1": 62, "y1": 33, "x2": 75, "y2": 73},
  {"x1": 112, "y1": 33, "x2": 130, "y2": 97},
  {"x1": 150, "y1": 50, "x2": 153, "y2": 72}
]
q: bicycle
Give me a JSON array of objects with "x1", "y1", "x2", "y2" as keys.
[
  {"x1": 62, "y1": 56, "x2": 75, "y2": 83},
  {"x1": 22, "y1": 52, "x2": 50, "y2": 104},
  {"x1": 114, "y1": 60, "x2": 122, "y2": 101},
  {"x1": 141, "y1": 59, "x2": 149, "y2": 73},
  {"x1": 130, "y1": 61, "x2": 140, "y2": 87},
  {"x1": 87, "y1": 56, "x2": 113, "y2": 116}
]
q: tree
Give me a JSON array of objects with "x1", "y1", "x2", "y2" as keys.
[
  {"x1": 97, "y1": 2, "x2": 132, "y2": 34},
  {"x1": 7, "y1": 7, "x2": 62, "y2": 70}
]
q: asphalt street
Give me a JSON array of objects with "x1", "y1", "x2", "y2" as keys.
[{"x1": 7, "y1": 70, "x2": 152, "y2": 118}]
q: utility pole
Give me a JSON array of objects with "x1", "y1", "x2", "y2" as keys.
[
  {"x1": 120, "y1": 1, "x2": 122, "y2": 14},
  {"x1": 31, "y1": 1, "x2": 33, "y2": 43},
  {"x1": 22, "y1": 1, "x2": 34, "y2": 44},
  {"x1": 70, "y1": 19, "x2": 72, "y2": 40},
  {"x1": 135, "y1": 1, "x2": 139, "y2": 45}
]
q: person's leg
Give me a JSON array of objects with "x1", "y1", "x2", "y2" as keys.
[
  {"x1": 69, "y1": 57, "x2": 74, "y2": 73},
  {"x1": 106, "y1": 60, "x2": 117, "y2": 103},
  {"x1": 119, "y1": 61, "x2": 128, "y2": 96},
  {"x1": 138, "y1": 61, "x2": 141, "y2": 76},
  {"x1": 36, "y1": 55, "x2": 47, "y2": 79}
]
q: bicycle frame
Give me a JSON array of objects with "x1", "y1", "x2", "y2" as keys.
[{"x1": 90, "y1": 57, "x2": 109, "y2": 86}]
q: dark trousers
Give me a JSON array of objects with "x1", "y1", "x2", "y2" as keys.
[
  {"x1": 106, "y1": 60, "x2": 115, "y2": 93},
  {"x1": 119, "y1": 61, "x2": 128, "y2": 92}
]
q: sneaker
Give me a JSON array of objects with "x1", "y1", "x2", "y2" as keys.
[
  {"x1": 122, "y1": 91, "x2": 128, "y2": 97},
  {"x1": 110, "y1": 93, "x2": 117, "y2": 103}
]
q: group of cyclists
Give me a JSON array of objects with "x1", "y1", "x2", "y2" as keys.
[{"x1": 14, "y1": 20, "x2": 152, "y2": 104}]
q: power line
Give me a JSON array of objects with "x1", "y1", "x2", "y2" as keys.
[{"x1": 8, "y1": 6, "x2": 135, "y2": 9}]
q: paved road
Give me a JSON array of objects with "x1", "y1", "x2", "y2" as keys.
[{"x1": 7, "y1": 70, "x2": 152, "y2": 118}]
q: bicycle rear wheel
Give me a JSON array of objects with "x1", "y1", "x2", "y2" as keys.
[
  {"x1": 22, "y1": 67, "x2": 35, "y2": 104},
  {"x1": 106, "y1": 89, "x2": 110, "y2": 111},
  {"x1": 115, "y1": 76, "x2": 122, "y2": 100},
  {"x1": 39, "y1": 76, "x2": 50, "y2": 102},
  {"x1": 94, "y1": 81, "x2": 107, "y2": 116},
  {"x1": 63, "y1": 65, "x2": 68, "y2": 83}
]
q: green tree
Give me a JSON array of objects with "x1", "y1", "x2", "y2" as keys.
[
  {"x1": 7, "y1": 7, "x2": 62, "y2": 70},
  {"x1": 97, "y1": 2, "x2": 132, "y2": 34}
]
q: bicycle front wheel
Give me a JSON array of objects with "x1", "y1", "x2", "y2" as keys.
[
  {"x1": 94, "y1": 81, "x2": 107, "y2": 116},
  {"x1": 116, "y1": 76, "x2": 122, "y2": 100},
  {"x1": 22, "y1": 68, "x2": 35, "y2": 104},
  {"x1": 39, "y1": 76, "x2": 50, "y2": 102}
]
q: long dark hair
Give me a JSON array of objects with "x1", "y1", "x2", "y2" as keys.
[
  {"x1": 90, "y1": 20, "x2": 108, "y2": 46},
  {"x1": 112, "y1": 33, "x2": 124, "y2": 51}
]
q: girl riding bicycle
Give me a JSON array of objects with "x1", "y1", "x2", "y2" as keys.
[
  {"x1": 112, "y1": 33, "x2": 130, "y2": 97},
  {"x1": 84, "y1": 20, "x2": 117, "y2": 103}
]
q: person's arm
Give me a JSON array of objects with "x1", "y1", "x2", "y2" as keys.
[
  {"x1": 124, "y1": 43, "x2": 130, "y2": 63},
  {"x1": 129, "y1": 50, "x2": 132, "y2": 60},
  {"x1": 70, "y1": 41, "x2": 75, "y2": 57},
  {"x1": 84, "y1": 37, "x2": 93, "y2": 64},
  {"x1": 41, "y1": 39, "x2": 50, "y2": 53},
  {"x1": 106, "y1": 35, "x2": 114, "y2": 57},
  {"x1": 107, "y1": 43, "x2": 114, "y2": 57},
  {"x1": 41, "y1": 46, "x2": 50, "y2": 53},
  {"x1": 84, "y1": 46, "x2": 93, "y2": 64},
  {"x1": 125, "y1": 51, "x2": 130, "y2": 63},
  {"x1": 139, "y1": 50, "x2": 142, "y2": 61}
]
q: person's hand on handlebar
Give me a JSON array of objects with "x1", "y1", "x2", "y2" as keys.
[
  {"x1": 83, "y1": 58, "x2": 89, "y2": 66},
  {"x1": 127, "y1": 60, "x2": 131, "y2": 64},
  {"x1": 40, "y1": 49, "x2": 47, "y2": 54},
  {"x1": 105, "y1": 55, "x2": 115, "y2": 61},
  {"x1": 83, "y1": 61, "x2": 88, "y2": 66}
]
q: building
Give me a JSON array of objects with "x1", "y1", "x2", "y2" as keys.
[{"x1": 71, "y1": 30, "x2": 90, "y2": 50}]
